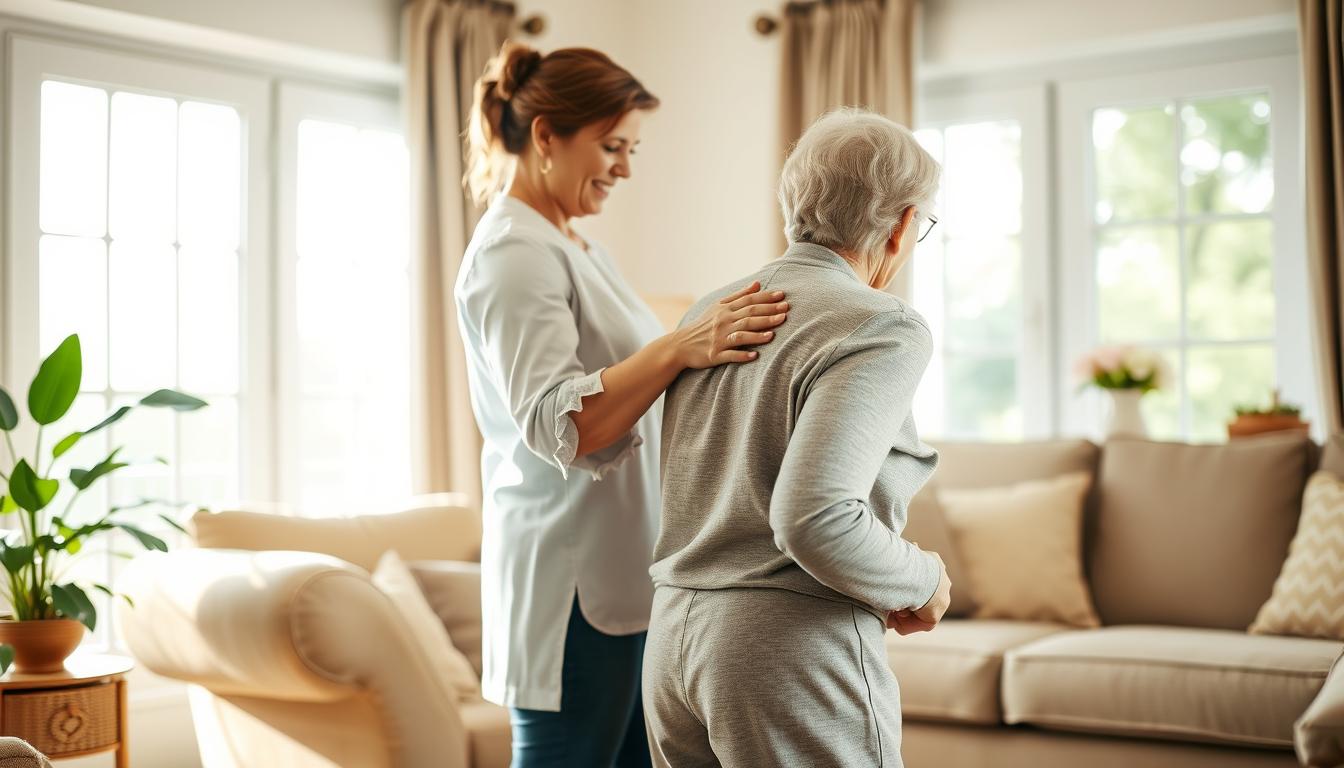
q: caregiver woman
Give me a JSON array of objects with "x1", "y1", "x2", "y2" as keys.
[{"x1": 454, "y1": 42, "x2": 789, "y2": 767}]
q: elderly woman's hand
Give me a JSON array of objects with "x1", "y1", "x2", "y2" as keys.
[{"x1": 672, "y1": 281, "x2": 789, "y2": 370}]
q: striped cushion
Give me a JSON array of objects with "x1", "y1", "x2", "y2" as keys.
[{"x1": 1251, "y1": 471, "x2": 1344, "y2": 640}]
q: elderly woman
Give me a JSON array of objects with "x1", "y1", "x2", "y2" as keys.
[{"x1": 643, "y1": 108, "x2": 953, "y2": 767}]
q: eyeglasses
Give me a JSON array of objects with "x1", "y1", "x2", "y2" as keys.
[{"x1": 917, "y1": 214, "x2": 939, "y2": 243}]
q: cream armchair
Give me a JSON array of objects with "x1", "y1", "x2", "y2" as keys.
[{"x1": 117, "y1": 496, "x2": 510, "y2": 768}]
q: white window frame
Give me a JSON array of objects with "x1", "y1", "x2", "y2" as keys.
[
  {"x1": 274, "y1": 82, "x2": 407, "y2": 511},
  {"x1": 5, "y1": 34, "x2": 276, "y2": 503},
  {"x1": 1056, "y1": 55, "x2": 1311, "y2": 440},
  {"x1": 915, "y1": 85, "x2": 1055, "y2": 439}
]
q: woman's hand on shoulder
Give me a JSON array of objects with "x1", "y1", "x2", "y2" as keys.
[{"x1": 672, "y1": 281, "x2": 789, "y2": 370}]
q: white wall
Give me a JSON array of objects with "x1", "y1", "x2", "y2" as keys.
[
  {"x1": 66, "y1": 0, "x2": 402, "y2": 61},
  {"x1": 517, "y1": 0, "x2": 1299, "y2": 299},
  {"x1": 922, "y1": 0, "x2": 1295, "y2": 70}
]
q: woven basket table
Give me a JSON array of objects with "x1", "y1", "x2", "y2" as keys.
[{"x1": 0, "y1": 655, "x2": 132, "y2": 766}]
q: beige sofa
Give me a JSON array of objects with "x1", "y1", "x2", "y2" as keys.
[
  {"x1": 117, "y1": 437, "x2": 1344, "y2": 768},
  {"x1": 117, "y1": 494, "x2": 512, "y2": 768},
  {"x1": 895, "y1": 433, "x2": 1344, "y2": 768}
]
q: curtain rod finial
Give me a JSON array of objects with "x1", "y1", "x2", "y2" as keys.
[
  {"x1": 754, "y1": 14, "x2": 778, "y2": 36},
  {"x1": 520, "y1": 14, "x2": 546, "y2": 36}
]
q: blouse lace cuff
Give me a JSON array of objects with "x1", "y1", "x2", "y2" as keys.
[{"x1": 552, "y1": 368, "x2": 644, "y2": 481}]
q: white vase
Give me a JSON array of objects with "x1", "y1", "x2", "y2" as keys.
[{"x1": 1107, "y1": 389, "x2": 1147, "y2": 439}]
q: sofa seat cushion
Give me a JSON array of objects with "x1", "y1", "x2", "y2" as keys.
[
  {"x1": 459, "y1": 697, "x2": 510, "y2": 768},
  {"x1": 1002, "y1": 625, "x2": 1343, "y2": 748},
  {"x1": 886, "y1": 619, "x2": 1071, "y2": 724}
]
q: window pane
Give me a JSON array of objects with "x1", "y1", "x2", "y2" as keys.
[
  {"x1": 911, "y1": 234, "x2": 946, "y2": 438},
  {"x1": 353, "y1": 129, "x2": 411, "y2": 269},
  {"x1": 179, "y1": 246, "x2": 240, "y2": 394},
  {"x1": 297, "y1": 120, "x2": 358, "y2": 260},
  {"x1": 945, "y1": 355, "x2": 1020, "y2": 439},
  {"x1": 40, "y1": 81, "x2": 108, "y2": 238},
  {"x1": 179, "y1": 396, "x2": 239, "y2": 506},
  {"x1": 178, "y1": 102, "x2": 241, "y2": 249},
  {"x1": 945, "y1": 236, "x2": 1020, "y2": 351},
  {"x1": 1093, "y1": 105, "x2": 1176, "y2": 223},
  {"x1": 39, "y1": 235, "x2": 108, "y2": 391},
  {"x1": 1097, "y1": 225, "x2": 1180, "y2": 342},
  {"x1": 109, "y1": 241, "x2": 176, "y2": 391},
  {"x1": 294, "y1": 119, "x2": 412, "y2": 511},
  {"x1": 944, "y1": 121, "x2": 1021, "y2": 237},
  {"x1": 1182, "y1": 93, "x2": 1272, "y2": 215},
  {"x1": 1188, "y1": 345, "x2": 1275, "y2": 441},
  {"x1": 109, "y1": 91, "x2": 176, "y2": 242},
  {"x1": 1141, "y1": 349, "x2": 1182, "y2": 441},
  {"x1": 107, "y1": 398, "x2": 175, "y2": 509},
  {"x1": 1187, "y1": 219, "x2": 1274, "y2": 340}
]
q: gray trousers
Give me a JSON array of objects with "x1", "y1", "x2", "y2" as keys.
[{"x1": 643, "y1": 586, "x2": 903, "y2": 767}]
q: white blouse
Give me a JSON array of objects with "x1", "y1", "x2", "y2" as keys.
[{"x1": 454, "y1": 196, "x2": 665, "y2": 711}]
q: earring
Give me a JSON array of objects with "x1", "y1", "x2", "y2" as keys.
[{"x1": 540, "y1": 155, "x2": 552, "y2": 175}]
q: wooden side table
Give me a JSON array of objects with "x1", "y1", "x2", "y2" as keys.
[{"x1": 0, "y1": 655, "x2": 133, "y2": 766}]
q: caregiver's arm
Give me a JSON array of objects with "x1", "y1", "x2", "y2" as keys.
[
  {"x1": 769, "y1": 309, "x2": 944, "y2": 613},
  {"x1": 571, "y1": 281, "x2": 789, "y2": 457},
  {"x1": 457, "y1": 235, "x2": 786, "y2": 478}
]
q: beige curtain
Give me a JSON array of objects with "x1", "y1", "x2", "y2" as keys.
[
  {"x1": 777, "y1": 0, "x2": 917, "y2": 295},
  {"x1": 1302, "y1": 0, "x2": 1344, "y2": 436},
  {"x1": 403, "y1": 0, "x2": 513, "y2": 504}
]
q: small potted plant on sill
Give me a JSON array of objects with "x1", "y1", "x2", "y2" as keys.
[
  {"x1": 1074, "y1": 344, "x2": 1171, "y2": 439},
  {"x1": 0, "y1": 334, "x2": 205, "y2": 674},
  {"x1": 1228, "y1": 390, "x2": 1310, "y2": 439}
]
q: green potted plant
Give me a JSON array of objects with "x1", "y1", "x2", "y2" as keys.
[
  {"x1": 1228, "y1": 390, "x2": 1309, "y2": 439},
  {"x1": 0, "y1": 334, "x2": 205, "y2": 673},
  {"x1": 1073, "y1": 344, "x2": 1171, "y2": 438}
]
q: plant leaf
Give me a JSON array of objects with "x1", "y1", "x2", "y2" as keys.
[
  {"x1": 50, "y1": 583, "x2": 96, "y2": 631},
  {"x1": 0, "y1": 644, "x2": 13, "y2": 675},
  {"x1": 114, "y1": 523, "x2": 167, "y2": 552},
  {"x1": 9, "y1": 460, "x2": 57, "y2": 512},
  {"x1": 0, "y1": 496, "x2": 15, "y2": 516},
  {"x1": 139, "y1": 389, "x2": 207, "y2": 411},
  {"x1": 0, "y1": 542, "x2": 34, "y2": 574},
  {"x1": 69, "y1": 449, "x2": 127, "y2": 491},
  {"x1": 0, "y1": 387, "x2": 17, "y2": 431},
  {"x1": 51, "y1": 431, "x2": 83, "y2": 460},
  {"x1": 156, "y1": 514, "x2": 188, "y2": 536},
  {"x1": 27, "y1": 335, "x2": 82, "y2": 425},
  {"x1": 54, "y1": 405, "x2": 136, "y2": 460}
]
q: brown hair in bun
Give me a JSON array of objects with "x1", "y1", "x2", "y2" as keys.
[{"x1": 465, "y1": 41, "x2": 659, "y2": 204}]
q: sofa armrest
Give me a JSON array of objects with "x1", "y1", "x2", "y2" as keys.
[
  {"x1": 1298, "y1": 650, "x2": 1344, "y2": 767},
  {"x1": 118, "y1": 549, "x2": 469, "y2": 767}
]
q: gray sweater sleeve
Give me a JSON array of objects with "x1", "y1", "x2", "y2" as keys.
[{"x1": 768, "y1": 310, "x2": 941, "y2": 613}]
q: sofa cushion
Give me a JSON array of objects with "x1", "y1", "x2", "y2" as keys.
[
  {"x1": 907, "y1": 439, "x2": 1100, "y2": 618},
  {"x1": 1251, "y1": 470, "x2": 1344, "y2": 640},
  {"x1": 885, "y1": 619, "x2": 1070, "y2": 724},
  {"x1": 927, "y1": 439, "x2": 1101, "y2": 488},
  {"x1": 410, "y1": 560, "x2": 485, "y2": 678},
  {"x1": 371, "y1": 551, "x2": 480, "y2": 699},
  {"x1": 939, "y1": 473, "x2": 1100, "y2": 627},
  {"x1": 1318, "y1": 433, "x2": 1344, "y2": 477},
  {"x1": 1088, "y1": 435, "x2": 1313, "y2": 629},
  {"x1": 903, "y1": 492, "x2": 975, "y2": 617},
  {"x1": 1002, "y1": 625, "x2": 1342, "y2": 748},
  {"x1": 459, "y1": 697, "x2": 511, "y2": 768},
  {"x1": 191, "y1": 493, "x2": 481, "y2": 570}
]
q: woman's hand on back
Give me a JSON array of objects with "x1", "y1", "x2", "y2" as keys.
[{"x1": 673, "y1": 281, "x2": 789, "y2": 369}]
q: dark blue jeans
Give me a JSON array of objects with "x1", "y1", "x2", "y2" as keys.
[{"x1": 510, "y1": 597, "x2": 652, "y2": 767}]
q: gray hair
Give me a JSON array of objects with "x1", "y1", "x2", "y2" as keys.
[{"x1": 778, "y1": 108, "x2": 940, "y2": 265}]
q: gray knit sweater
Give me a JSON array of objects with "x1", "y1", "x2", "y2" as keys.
[{"x1": 650, "y1": 242, "x2": 942, "y2": 619}]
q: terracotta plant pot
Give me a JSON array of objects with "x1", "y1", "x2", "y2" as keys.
[
  {"x1": 0, "y1": 619, "x2": 86, "y2": 673},
  {"x1": 1227, "y1": 414, "x2": 1311, "y2": 440}
]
